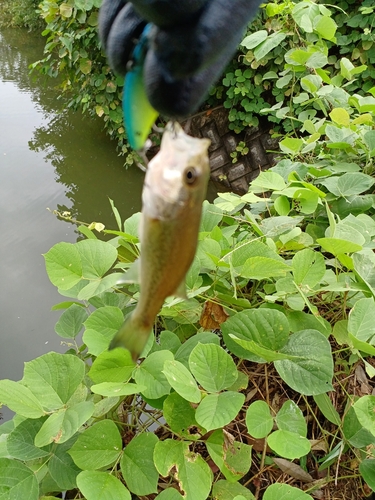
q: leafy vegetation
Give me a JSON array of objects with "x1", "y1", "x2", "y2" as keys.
[
  {"x1": 1, "y1": 75, "x2": 375, "y2": 496},
  {"x1": 0, "y1": 0, "x2": 43, "y2": 30}
]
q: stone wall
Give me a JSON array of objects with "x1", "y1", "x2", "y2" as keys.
[{"x1": 185, "y1": 107, "x2": 279, "y2": 194}]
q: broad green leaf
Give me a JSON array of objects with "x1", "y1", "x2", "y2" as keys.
[
  {"x1": 287, "y1": 311, "x2": 331, "y2": 338},
  {"x1": 315, "y1": 15, "x2": 337, "y2": 40},
  {"x1": 343, "y1": 406, "x2": 375, "y2": 448},
  {"x1": 48, "y1": 435, "x2": 81, "y2": 490},
  {"x1": 337, "y1": 172, "x2": 375, "y2": 197},
  {"x1": 246, "y1": 400, "x2": 273, "y2": 438},
  {"x1": 0, "y1": 458, "x2": 39, "y2": 500},
  {"x1": 276, "y1": 401, "x2": 307, "y2": 437},
  {"x1": 134, "y1": 350, "x2": 174, "y2": 400},
  {"x1": 212, "y1": 479, "x2": 255, "y2": 500},
  {"x1": 22, "y1": 352, "x2": 85, "y2": 410},
  {"x1": 348, "y1": 298, "x2": 375, "y2": 342},
  {"x1": 229, "y1": 337, "x2": 291, "y2": 362},
  {"x1": 274, "y1": 330, "x2": 333, "y2": 395},
  {"x1": 222, "y1": 308, "x2": 290, "y2": 362},
  {"x1": 354, "y1": 250, "x2": 375, "y2": 296},
  {"x1": 317, "y1": 237, "x2": 362, "y2": 256},
  {"x1": 267, "y1": 430, "x2": 311, "y2": 459},
  {"x1": 241, "y1": 30, "x2": 268, "y2": 49},
  {"x1": 92, "y1": 396, "x2": 120, "y2": 419},
  {"x1": 69, "y1": 420, "x2": 122, "y2": 470},
  {"x1": 163, "y1": 392, "x2": 201, "y2": 437},
  {"x1": 0, "y1": 380, "x2": 44, "y2": 418},
  {"x1": 121, "y1": 433, "x2": 158, "y2": 495},
  {"x1": 154, "y1": 440, "x2": 213, "y2": 500},
  {"x1": 230, "y1": 240, "x2": 284, "y2": 269},
  {"x1": 88, "y1": 348, "x2": 135, "y2": 384},
  {"x1": 35, "y1": 401, "x2": 94, "y2": 447},
  {"x1": 329, "y1": 108, "x2": 350, "y2": 127},
  {"x1": 83, "y1": 306, "x2": 124, "y2": 356},
  {"x1": 263, "y1": 483, "x2": 312, "y2": 499},
  {"x1": 159, "y1": 330, "x2": 182, "y2": 353},
  {"x1": 353, "y1": 396, "x2": 375, "y2": 436},
  {"x1": 195, "y1": 392, "x2": 245, "y2": 431},
  {"x1": 279, "y1": 138, "x2": 303, "y2": 155},
  {"x1": 251, "y1": 171, "x2": 286, "y2": 192},
  {"x1": 206, "y1": 430, "x2": 252, "y2": 482},
  {"x1": 189, "y1": 343, "x2": 238, "y2": 392},
  {"x1": 174, "y1": 332, "x2": 220, "y2": 368},
  {"x1": 90, "y1": 382, "x2": 145, "y2": 397},
  {"x1": 292, "y1": 248, "x2": 326, "y2": 290},
  {"x1": 76, "y1": 239, "x2": 117, "y2": 279},
  {"x1": 200, "y1": 201, "x2": 223, "y2": 232},
  {"x1": 163, "y1": 360, "x2": 201, "y2": 403},
  {"x1": 55, "y1": 304, "x2": 88, "y2": 338},
  {"x1": 77, "y1": 471, "x2": 131, "y2": 500},
  {"x1": 359, "y1": 459, "x2": 375, "y2": 491},
  {"x1": 313, "y1": 394, "x2": 341, "y2": 426},
  {"x1": 77, "y1": 273, "x2": 123, "y2": 300},
  {"x1": 156, "y1": 490, "x2": 184, "y2": 500},
  {"x1": 254, "y1": 32, "x2": 287, "y2": 60},
  {"x1": 241, "y1": 257, "x2": 291, "y2": 280},
  {"x1": 7, "y1": 418, "x2": 50, "y2": 461},
  {"x1": 44, "y1": 242, "x2": 82, "y2": 290}
]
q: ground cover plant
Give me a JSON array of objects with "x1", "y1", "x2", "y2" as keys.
[{"x1": 1, "y1": 77, "x2": 375, "y2": 498}]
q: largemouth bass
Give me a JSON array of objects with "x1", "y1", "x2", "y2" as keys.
[{"x1": 109, "y1": 122, "x2": 210, "y2": 360}]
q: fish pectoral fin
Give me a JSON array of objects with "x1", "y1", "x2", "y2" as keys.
[
  {"x1": 173, "y1": 280, "x2": 188, "y2": 300},
  {"x1": 116, "y1": 258, "x2": 141, "y2": 285}
]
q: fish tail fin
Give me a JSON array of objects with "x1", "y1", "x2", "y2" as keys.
[{"x1": 109, "y1": 313, "x2": 152, "y2": 361}]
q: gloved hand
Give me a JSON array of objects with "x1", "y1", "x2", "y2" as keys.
[{"x1": 99, "y1": 0, "x2": 262, "y2": 148}]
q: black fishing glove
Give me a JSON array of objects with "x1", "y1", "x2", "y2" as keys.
[{"x1": 99, "y1": 0, "x2": 263, "y2": 118}]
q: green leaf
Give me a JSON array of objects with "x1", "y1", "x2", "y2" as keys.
[
  {"x1": 0, "y1": 380, "x2": 44, "y2": 418},
  {"x1": 246, "y1": 400, "x2": 273, "y2": 438},
  {"x1": 175, "y1": 332, "x2": 220, "y2": 368},
  {"x1": 156, "y1": 489, "x2": 184, "y2": 500},
  {"x1": 267, "y1": 430, "x2": 311, "y2": 459},
  {"x1": 48, "y1": 435, "x2": 81, "y2": 490},
  {"x1": 263, "y1": 483, "x2": 312, "y2": 499},
  {"x1": 279, "y1": 138, "x2": 303, "y2": 155},
  {"x1": 77, "y1": 471, "x2": 131, "y2": 500},
  {"x1": 69, "y1": 420, "x2": 122, "y2": 470},
  {"x1": 276, "y1": 401, "x2": 307, "y2": 437},
  {"x1": 315, "y1": 15, "x2": 337, "y2": 40},
  {"x1": 35, "y1": 401, "x2": 95, "y2": 447},
  {"x1": 292, "y1": 249, "x2": 325, "y2": 289},
  {"x1": 55, "y1": 303, "x2": 88, "y2": 338},
  {"x1": 343, "y1": 406, "x2": 375, "y2": 448},
  {"x1": 313, "y1": 394, "x2": 341, "y2": 426},
  {"x1": 90, "y1": 382, "x2": 145, "y2": 397},
  {"x1": 241, "y1": 30, "x2": 268, "y2": 49},
  {"x1": 200, "y1": 201, "x2": 223, "y2": 231},
  {"x1": 7, "y1": 418, "x2": 50, "y2": 460},
  {"x1": 229, "y1": 337, "x2": 291, "y2": 362},
  {"x1": 195, "y1": 392, "x2": 245, "y2": 431},
  {"x1": 251, "y1": 171, "x2": 286, "y2": 192},
  {"x1": 83, "y1": 306, "x2": 124, "y2": 356},
  {"x1": 353, "y1": 396, "x2": 375, "y2": 436},
  {"x1": 329, "y1": 108, "x2": 350, "y2": 127},
  {"x1": 163, "y1": 392, "x2": 201, "y2": 437},
  {"x1": 317, "y1": 237, "x2": 362, "y2": 256},
  {"x1": 359, "y1": 459, "x2": 375, "y2": 491},
  {"x1": 292, "y1": 189, "x2": 319, "y2": 214},
  {"x1": 154, "y1": 440, "x2": 212, "y2": 500},
  {"x1": 22, "y1": 352, "x2": 85, "y2": 410},
  {"x1": 163, "y1": 360, "x2": 201, "y2": 403},
  {"x1": 274, "y1": 330, "x2": 333, "y2": 395},
  {"x1": 0, "y1": 458, "x2": 39, "y2": 500},
  {"x1": 222, "y1": 309, "x2": 290, "y2": 362},
  {"x1": 337, "y1": 173, "x2": 375, "y2": 197},
  {"x1": 212, "y1": 479, "x2": 255, "y2": 500},
  {"x1": 134, "y1": 350, "x2": 174, "y2": 400},
  {"x1": 120, "y1": 433, "x2": 158, "y2": 495},
  {"x1": 206, "y1": 430, "x2": 252, "y2": 482},
  {"x1": 241, "y1": 257, "x2": 291, "y2": 280},
  {"x1": 44, "y1": 242, "x2": 82, "y2": 290},
  {"x1": 254, "y1": 32, "x2": 287, "y2": 60},
  {"x1": 188, "y1": 343, "x2": 238, "y2": 393},
  {"x1": 348, "y1": 298, "x2": 375, "y2": 342},
  {"x1": 88, "y1": 348, "x2": 135, "y2": 384}
]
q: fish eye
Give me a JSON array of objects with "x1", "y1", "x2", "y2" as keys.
[{"x1": 184, "y1": 167, "x2": 198, "y2": 185}]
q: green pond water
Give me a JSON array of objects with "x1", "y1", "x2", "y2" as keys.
[{"x1": 0, "y1": 27, "x2": 145, "y2": 420}]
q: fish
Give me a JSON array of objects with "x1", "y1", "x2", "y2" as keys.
[{"x1": 109, "y1": 122, "x2": 211, "y2": 360}]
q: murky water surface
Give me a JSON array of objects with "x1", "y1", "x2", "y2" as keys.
[{"x1": 0, "y1": 28, "x2": 144, "y2": 420}]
